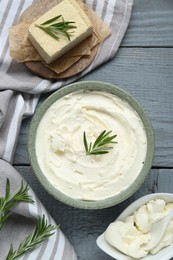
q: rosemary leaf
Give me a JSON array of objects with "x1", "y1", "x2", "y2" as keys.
[
  {"x1": 93, "y1": 130, "x2": 107, "y2": 149},
  {"x1": 5, "y1": 179, "x2": 10, "y2": 199},
  {"x1": 97, "y1": 135, "x2": 117, "y2": 147},
  {"x1": 88, "y1": 150, "x2": 109, "y2": 155},
  {"x1": 83, "y1": 130, "x2": 118, "y2": 156},
  {"x1": 39, "y1": 26, "x2": 60, "y2": 40},
  {"x1": 83, "y1": 132, "x2": 88, "y2": 152},
  {"x1": 41, "y1": 15, "x2": 62, "y2": 25}
]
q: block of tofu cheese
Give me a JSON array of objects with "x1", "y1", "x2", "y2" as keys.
[{"x1": 28, "y1": 0, "x2": 93, "y2": 64}]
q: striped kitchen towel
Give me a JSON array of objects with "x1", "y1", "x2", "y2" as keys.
[
  {"x1": 0, "y1": 159, "x2": 76, "y2": 260},
  {"x1": 0, "y1": 0, "x2": 133, "y2": 259}
]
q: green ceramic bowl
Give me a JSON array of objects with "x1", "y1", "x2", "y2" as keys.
[{"x1": 28, "y1": 81, "x2": 155, "y2": 209}]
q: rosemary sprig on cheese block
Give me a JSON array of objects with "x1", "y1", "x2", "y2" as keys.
[
  {"x1": 83, "y1": 130, "x2": 118, "y2": 155},
  {"x1": 28, "y1": 0, "x2": 93, "y2": 64},
  {"x1": 37, "y1": 15, "x2": 77, "y2": 41}
]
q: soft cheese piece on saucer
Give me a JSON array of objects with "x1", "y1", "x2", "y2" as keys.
[{"x1": 28, "y1": 0, "x2": 93, "y2": 64}]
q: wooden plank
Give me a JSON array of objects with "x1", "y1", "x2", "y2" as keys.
[
  {"x1": 13, "y1": 47, "x2": 173, "y2": 167},
  {"x1": 15, "y1": 166, "x2": 173, "y2": 260},
  {"x1": 122, "y1": 0, "x2": 173, "y2": 46}
]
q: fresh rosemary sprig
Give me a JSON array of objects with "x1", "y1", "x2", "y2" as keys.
[
  {"x1": 0, "y1": 179, "x2": 34, "y2": 230},
  {"x1": 83, "y1": 130, "x2": 117, "y2": 155},
  {"x1": 6, "y1": 215, "x2": 58, "y2": 260},
  {"x1": 37, "y1": 15, "x2": 77, "y2": 41}
]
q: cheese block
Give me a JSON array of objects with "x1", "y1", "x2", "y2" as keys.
[{"x1": 28, "y1": 0, "x2": 93, "y2": 64}]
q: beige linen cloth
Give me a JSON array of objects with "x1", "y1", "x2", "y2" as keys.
[{"x1": 0, "y1": 0, "x2": 133, "y2": 259}]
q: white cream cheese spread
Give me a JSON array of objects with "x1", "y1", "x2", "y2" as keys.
[
  {"x1": 105, "y1": 199, "x2": 173, "y2": 258},
  {"x1": 35, "y1": 90, "x2": 147, "y2": 200}
]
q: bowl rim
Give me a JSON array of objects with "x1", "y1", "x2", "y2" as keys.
[{"x1": 28, "y1": 80, "x2": 155, "y2": 209}]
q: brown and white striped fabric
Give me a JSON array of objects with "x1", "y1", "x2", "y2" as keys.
[{"x1": 0, "y1": 0, "x2": 133, "y2": 259}]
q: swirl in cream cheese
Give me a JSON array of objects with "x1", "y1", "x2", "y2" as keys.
[{"x1": 35, "y1": 91, "x2": 147, "y2": 200}]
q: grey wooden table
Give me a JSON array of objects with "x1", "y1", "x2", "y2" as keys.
[{"x1": 13, "y1": 0, "x2": 173, "y2": 259}]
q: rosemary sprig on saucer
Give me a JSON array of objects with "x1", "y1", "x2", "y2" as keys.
[
  {"x1": 37, "y1": 15, "x2": 77, "y2": 41},
  {"x1": 83, "y1": 130, "x2": 117, "y2": 155}
]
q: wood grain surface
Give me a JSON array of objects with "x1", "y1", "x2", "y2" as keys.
[
  {"x1": 122, "y1": 0, "x2": 173, "y2": 47},
  {"x1": 13, "y1": 0, "x2": 173, "y2": 259},
  {"x1": 15, "y1": 166, "x2": 173, "y2": 260}
]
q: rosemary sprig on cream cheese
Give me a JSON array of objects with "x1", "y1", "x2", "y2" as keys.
[
  {"x1": 83, "y1": 130, "x2": 117, "y2": 155},
  {"x1": 37, "y1": 15, "x2": 77, "y2": 41}
]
